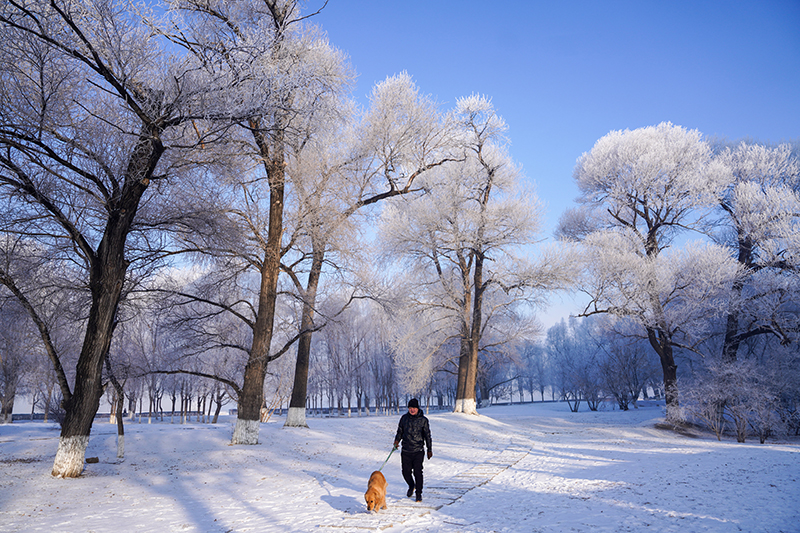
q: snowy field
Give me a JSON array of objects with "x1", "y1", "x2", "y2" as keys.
[{"x1": 1, "y1": 402, "x2": 798, "y2": 533}]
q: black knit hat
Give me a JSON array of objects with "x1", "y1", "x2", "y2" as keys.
[{"x1": 408, "y1": 398, "x2": 420, "y2": 409}]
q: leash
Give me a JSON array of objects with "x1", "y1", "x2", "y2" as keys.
[{"x1": 377, "y1": 446, "x2": 396, "y2": 472}]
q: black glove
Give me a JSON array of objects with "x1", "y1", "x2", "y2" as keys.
[
  {"x1": 427, "y1": 449, "x2": 432, "y2": 460},
  {"x1": 393, "y1": 440, "x2": 399, "y2": 450}
]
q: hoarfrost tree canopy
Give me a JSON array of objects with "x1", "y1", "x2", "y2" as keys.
[
  {"x1": 0, "y1": 0, "x2": 212, "y2": 477},
  {"x1": 712, "y1": 142, "x2": 800, "y2": 363},
  {"x1": 283, "y1": 72, "x2": 460, "y2": 428},
  {"x1": 381, "y1": 95, "x2": 573, "y2": 415},
  {"x1": 558, "y1": 122, "x2": 736, "y2": 419},
  {"x1": 660, "y1": 140, "x2": 800, "y2": 442}
]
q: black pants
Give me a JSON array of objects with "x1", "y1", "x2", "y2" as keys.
[{"x1": 401, "y1": 451, "x2": 424, "y2": 497}]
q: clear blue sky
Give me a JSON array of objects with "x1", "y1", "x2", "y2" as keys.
[{"x1": 314, "y1": 0, "x2": 800, "y2": 322}]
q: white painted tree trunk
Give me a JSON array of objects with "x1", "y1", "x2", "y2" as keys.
[
  {"x1": 117, "y1": 434, "x2": 124, "y2": 459},
  {"x1": 453, "y1": 398, "x2": 478, "y2": 415},
  {"x1": 231, "y1": 418, "x2": 260, "y2": 445},
  {"x1": 284, "y1": 407, "x2": 308, "y2": 428},
  {"x1": 51, "y1": 435, "x2": 89, "y2": 478}
]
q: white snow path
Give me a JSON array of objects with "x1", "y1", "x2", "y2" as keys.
[
  {"x1": 319, "y1": 444, "x2": 532, "y2": 531},
  {"x1": 0, "y1": 403, "x2": 798, "y2": 533}
]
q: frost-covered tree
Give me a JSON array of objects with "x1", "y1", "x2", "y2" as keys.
[
  {"x1": 0, "y1": 298, "x2": 36, "y2": 423},
  {"x1": 150, "y1": 0, "x2": 352, "y2": 444},
  {"x1": 518, "y1": 341, "x2": 548, "y2": 402},
  {"x1": 682, "y1": 357, "x2": 788, "y2": 443},
  {"x1": 473, "y1": 293, "x2": 538, "y2": 406},
  {"x1": 382, "y1": 95, "x2": 571, "y2": 414},
  {"x1": 559, "y1": 122, "x2": 735, "y2": 419},
  {"x1": 546, "y1": 317, "x2": 604, "y2": 412},
  {"x1": 673, "y1": 142, "x2": 800, "y2": 439},
  {"x1": 597, "y1": 326, "x2": 659, "y2": 411},
  {"x1": 712, "y1": 142, "x2": 800, "y2": 362},
  {"x1": 0, "y1": 0, "x2": 217, "y2": 476},
  {"x1": 283, "y1": 73, "x2": 459, "y2": 428}
]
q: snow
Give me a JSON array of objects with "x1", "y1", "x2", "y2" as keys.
[{"x1": 1, "y1": 402, "x2": 798, "y2": 533}]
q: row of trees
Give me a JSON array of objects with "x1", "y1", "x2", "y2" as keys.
[
  {"x1": 0, "y1": 0, "x2": 563, "y2": 477},
  {"x1": 8, "y1": 266, "x2": 796, "y2": 442},
  {"x1": 0, "y1": 0, "x2": 359, "y2": 476},
  {"x1": 372, "y1": 122, "x2": 799, "y2": 442},
  {"x1": 556, "y1": 123, "x2": 799, "y2": 436}
]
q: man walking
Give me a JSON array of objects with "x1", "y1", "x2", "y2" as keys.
[{"x1": 393, "y1": 398, "x2": 432, "y2": 502}]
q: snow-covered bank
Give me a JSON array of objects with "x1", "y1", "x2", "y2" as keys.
[{"x1": 1, "y1": 402, "x2": 798, "y2": 532}]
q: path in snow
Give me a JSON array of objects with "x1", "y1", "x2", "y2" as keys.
[{"x1": 318, "y1": 444, "x2": 531, "y2": 531}]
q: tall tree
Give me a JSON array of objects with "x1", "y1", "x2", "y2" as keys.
[
  {"x1": 156, "y1": 0, "x2": 352, "y2": 443},
  {"x1": 558, "y1": 122, "x2": 733, "y2": 419},
  {"x1": 381, "y1": 95, "x2": 570, "y2": 414},
  {"x1": 0, "y1": 0, "x2": 205, "y2": 476},
  {"x1": 713, "y1": 142, "x2": 800, "y2": 362}
]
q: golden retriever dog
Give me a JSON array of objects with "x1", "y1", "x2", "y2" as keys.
[{"x1": 364, "y1": 470, "x2": 388, "y2": 512}]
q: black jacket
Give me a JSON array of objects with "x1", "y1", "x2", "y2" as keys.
[{"x1": 395, "y1": 410, "x2": 432, "y2": 454}]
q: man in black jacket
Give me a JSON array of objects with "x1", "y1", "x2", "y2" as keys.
[{"x1": 393, "y1": 398, "x2": 432, "y2": 502}]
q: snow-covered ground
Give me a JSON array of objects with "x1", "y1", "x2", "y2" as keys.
[{"x1": 1, "y1": 402, "x2": 798, "y2": 533}]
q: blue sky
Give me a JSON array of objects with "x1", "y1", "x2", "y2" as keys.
[{"x1": 314, "y1": 0, "x2": 800, "y2": 321}]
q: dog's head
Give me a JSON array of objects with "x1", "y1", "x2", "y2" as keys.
[{"x1": 365, "y1": 488, "x2": 379, "y2": 511}]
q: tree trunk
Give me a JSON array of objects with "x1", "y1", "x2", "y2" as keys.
[
  {"x1": 54, "y1": 251, "x2": 126, "y2": 476},
  {"x1": 1, "y1": 384, "x2": 15, "y2": 424},
  {"x1": 460, "y1": 254, "x2": 486, "y2": 416},
  {"x1": 232, "y1": 129, "x2": 285, "y2": 445},
  {"x1": 286, "y1": 244, "x2": 324, "y2": 428},
  {"x1": 212, "y1": 392, "x2": 223, "y2": 424},
  {"x1": 453, "y1": 347, "x2": 472, "y2": 413},
  {"x1": 51, "y1": 132, "x2": 160, "y2": 477},
  {"x1": 454, "y1": 255, "x2": 475, "y2": 414},
  {"x1": 721, "y1": 233, "x2": 752, "y2": 363},
  {"x1": 105, "y1": 357, "x2": 125, "y2": 459},
  {"x1": 646, "y1": 326, "x2": 679, "y2": 420},
  {"x1": 721, "y1": 312, "x2": 742, "y2": 363}
]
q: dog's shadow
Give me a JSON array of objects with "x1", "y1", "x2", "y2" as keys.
[
  {"x1": 302, "y1": 470, "x2": 366, "y2": 515},
  {"x1": 321, "y1": 494, "x2": 364, "y2": 515}
]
